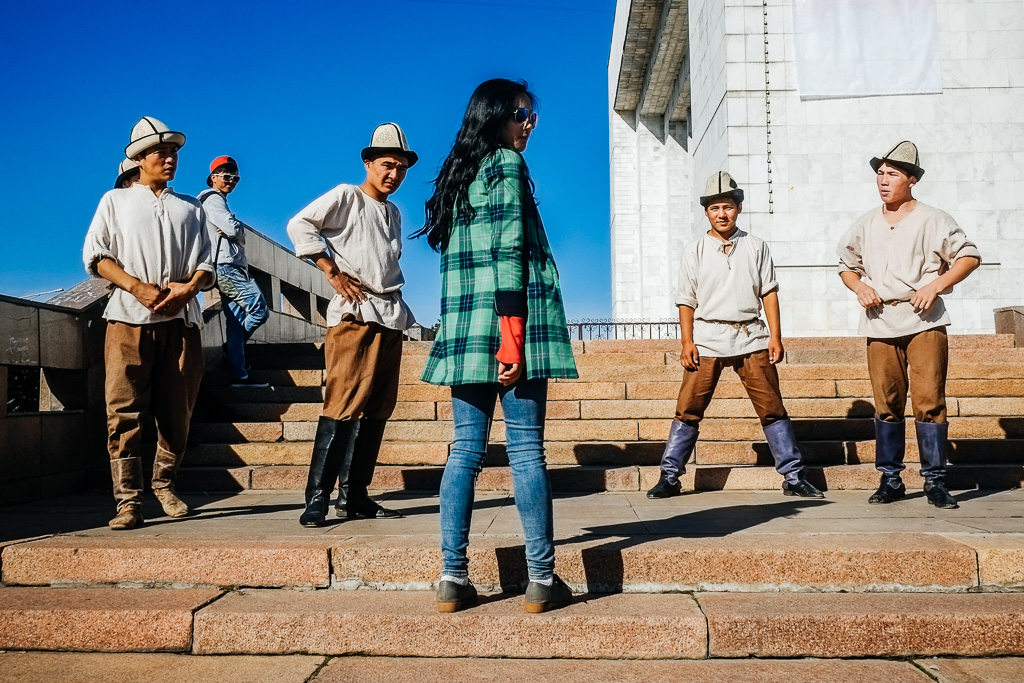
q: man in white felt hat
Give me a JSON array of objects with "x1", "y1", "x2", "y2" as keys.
[
  {"x1": 114, "y1": 158, "x2": 139, "y2": 189},
  {"x1": 646, "y1": 171, "x2": 824, "y2": 501},
  {"x1": 83, "y1": 116, "x2": 215, "y2": 530},
  {"x1": 837, "y1": 141, "x2": 981, "y2": 510},
  {"x1": 286, "y1": 122, "x2": 418, "y2": 527}
]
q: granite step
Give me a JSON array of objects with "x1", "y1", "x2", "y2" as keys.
[
  {"x1": 173, "y1": 462, "x2": 1024, "y2": 493},
  {"x1": 198, "y1": 376, "x2": 1024, "y2": 399},
  {"x1": 297, "y1": 655, "x2": 1019, "y2": 683},
  {"x1": 580, "y1": 335, "x2": 1015, "y2": 352},
  {"x1": 1, "y1": 539, "x2": 334, "y2": 588},
  {"x1": 563, "y1": 362, "x2": 1024, "y2": 383},
  {"x1": 204, "y1": 368, "x2": 325, "y2": 387},
  {"x1": 192, "y1": 589, "x2": 707, "y2": 658},
  {"x1": 190, "y1": 415, "x2": 1024, "y2": 441},
  {"x1": 629, "y1": 378, "x2": 1024, "y2": 399},
  {"x1": 198, "y1": 394, "x2": 1024, "y2": 423},
  {"x1": 181, "y1": 438, "x2": 1024, "y2": 467},
  {"x1": 188, "y1": 589, "x2": 1024, "y2": 658},
  {"x1": 2, "y1": 587, "x2": 1021, "y2": 659},
  {"x1": 11, "y1": 654, "x2": 1020, "y2": 683},
  {"x1": 0, "y1": 587, "x2": 222, "y2": 652},
  {"x1": 238, "y1": 355, "x2": 1024, "y2": 380},
  {"x1": 0, "y1": 652, "x2": 325, "y2": 683},
  {"x1": 9, "y1": 532, "x2": 1017, "y2": 593}
]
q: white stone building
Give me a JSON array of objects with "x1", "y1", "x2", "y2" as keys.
[{"x1": 609, "y1": 0, "x2": 1024, "y2": 335}]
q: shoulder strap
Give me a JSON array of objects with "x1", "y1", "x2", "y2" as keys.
[
  {"x1": 197, "y1": 189, "x2": 219, "y2": 204},
  {"x1": 197, "y1": 190, "x2": 223, "y2": 267}
]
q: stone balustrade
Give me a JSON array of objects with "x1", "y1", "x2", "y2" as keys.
[{"x1": 0, "y1": 228, "x2": 332, "y2": 505}]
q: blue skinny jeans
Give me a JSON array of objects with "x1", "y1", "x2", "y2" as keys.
[
  {"x1": 440, "y1": 378, "x2": 553, "y2": 582},
  {"x1": 217, "y1": 265, "x2": 269, "y2": 380}
]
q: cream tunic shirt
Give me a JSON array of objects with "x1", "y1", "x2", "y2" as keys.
[
  {"x1": 837, "y1": 202, "x2": 981, "y2": 338},
  {"x1": 676, "y1": 229, "x2": 779, "y2": 358},
  {"x1": 83, "y1": 184, "x2": 215, "y2": 327},
  {"x1": 287, "y1": 184, "x2": 414, "y2": 331}
]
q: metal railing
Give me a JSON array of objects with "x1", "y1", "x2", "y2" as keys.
[{"x1": 566, "y1": 318, "x2": 680, "y2": 341}]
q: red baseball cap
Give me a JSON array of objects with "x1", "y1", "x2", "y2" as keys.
[
  {"x1": 207, "y1": 155, "x2": 238, "y2": 187},
  {"x1": 208, "y1": 155, "x2": 237, "y2": 173}
]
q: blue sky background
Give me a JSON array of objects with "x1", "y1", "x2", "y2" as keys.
[{"x1": 0, "y1": 0, "x2": 616, "y2": 323}]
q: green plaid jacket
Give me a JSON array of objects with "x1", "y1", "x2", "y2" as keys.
[{"x1": 421, "y1": 148, "x2": 578, "y2": 385}]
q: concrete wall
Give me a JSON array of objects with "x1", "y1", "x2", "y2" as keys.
[{"x1": 609, "y1": 1, "x2": 697, "y2": 320}]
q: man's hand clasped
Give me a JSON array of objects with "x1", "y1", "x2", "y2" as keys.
[
  {"x1": 130, "y1": 282, "x2": 169, "y2": 312},
  {"x1": 854, "y1": 282, "x2": 884, "y2": 310},
  {"x1": 131, "y1": 280, "x2": 198, "y2": 315},
  {"x1": 909, "y1": 281, "x2": 942, "y2": 312}
]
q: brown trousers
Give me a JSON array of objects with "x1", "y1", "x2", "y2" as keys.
[
  {"x1": 323, "y1": 319, "x2": 403, "y2": 421},
  {"x1": 675, "y1": 349, "x2": 788, "y2": 427},
  {"x1": 867, "y1": 327, "x2": 948, "y2": 423},
  {"x1": 105, "y1": 320, "x2": 204, "y2": 509}
]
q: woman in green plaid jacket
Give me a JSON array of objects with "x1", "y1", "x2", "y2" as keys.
[{"x1": 415, "y1": 79, "x2": 577, "y2": 615}]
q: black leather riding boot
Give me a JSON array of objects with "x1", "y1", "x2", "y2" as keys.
[
  {"x1": 299, "y1": 416, "x2": 357, "y2": 527},
  {"x1": 341, "y1": 417, "x2": 403, "y2": 519}
]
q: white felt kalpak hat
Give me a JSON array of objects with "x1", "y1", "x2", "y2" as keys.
[
  {"x1": 870, "y1": 140, "x2": 925, "y2": 180},
  {"x1": 114, "y1": 158, "x2": 139, "y2": 189},
  {"x1": 125, "y1": 116, "x2": 186, "y2": 159},
  {"x1": 361, "y1": 122, "x2": 418, "y2": 167},
  {"x1": 699, "y1": 171, "x2": 744, "y2": 207}
]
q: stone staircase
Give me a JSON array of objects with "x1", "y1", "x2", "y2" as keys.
[
  {"x1": 2, "y1": 333, "x2": 1023, "y2": 665},
  {"x1": 2, "y1": 488, "x2": 1024, "y2": 661},
  {"x1": 182, "y1": 334, "x2": 1024, "y2": 494}
]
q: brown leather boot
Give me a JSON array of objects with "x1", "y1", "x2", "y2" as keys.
[
  {"x1": 151, "y1": 446, "x2": 188, "y2": 517},
  {"x1": 108, "y1": 503, "x2": 143, "y2": 530},
  {"x1": 153, "y1": 487, "x2": 189, "y2": 517},
  {"x1": 110, "y1": 457, "x2": 144, "y2": 529}
]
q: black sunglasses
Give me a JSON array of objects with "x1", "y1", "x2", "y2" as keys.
[{"x1": 512, "y1": 107, "x2": 538, "y2": 127}]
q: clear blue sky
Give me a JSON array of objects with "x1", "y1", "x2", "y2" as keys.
[{"x1": 0, "y1": 0, "x2": 616, "y2": 324}]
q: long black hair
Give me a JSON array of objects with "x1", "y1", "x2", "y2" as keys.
[{"x1": 414, "y1": 78, "x2": 537, "y2": 252}]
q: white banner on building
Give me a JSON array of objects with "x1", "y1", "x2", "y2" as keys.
[{"x1": 792, "y1": 0, "x2": 943, "y2": 100}]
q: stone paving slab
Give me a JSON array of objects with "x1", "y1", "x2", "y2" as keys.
[
  {"x1": 192, "y1": 590, "x2": 706, "y2": 659},
  {"x1": 700, "y1": 592, "x2": 1024, "y2": 658},
  {"x1": 3, "y1": 489, "x2": 1022, "y2": 543},
  {"x1": 0, "y1": 652, "x2": 323, "y2": 683},
  {"x1": 314, "y1": 656, "x2": 932, "y2": 682},
  {"x1": 917, "y1": 656, "x2": 1024, "y2": 683},
  {"x1": 0, "y1": 587, "x2": 222, "y2": 652}
]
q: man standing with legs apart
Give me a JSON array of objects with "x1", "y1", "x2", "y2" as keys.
[
  {"x1": 647, "y1": 172, "x2": 824, "y2": 500},
  {"x1": 837, "y1": 142, "x2": 980, "y2": 509},
  {"x1": 199, "y1": 155, "x2": 270, "y2": 387},
  {"x1": 84, "y1": 117, "x2": 215, "y2": 530},
  {"x1": 287, "y1": 123, "x2": 417, "y2": 527}
]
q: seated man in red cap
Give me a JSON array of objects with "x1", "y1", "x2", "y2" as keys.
[
  {"x1": 837, "y1": 141, "x2": 981, "y2": 510},
  {"x1": 287, "y1": 123, "x2": 418, "y2": 527},
  {"x1": 198, "y1": 155, "x2": 269, "y2": 387},
  {"x1": 84, "y1": 117, "x2": 215, "y2": 530},
  {"x1": 647, "y1": 171, "x2": 824, "y2": 501}
]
